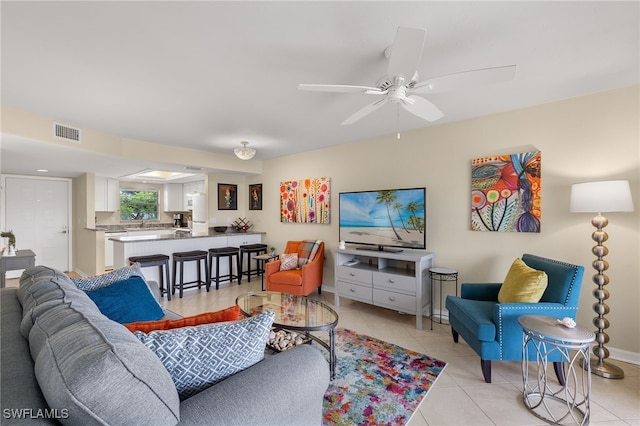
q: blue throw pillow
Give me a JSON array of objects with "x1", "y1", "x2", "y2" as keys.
[{"x1": 85, "y1": 275, "x2": 164, "y2": 323}]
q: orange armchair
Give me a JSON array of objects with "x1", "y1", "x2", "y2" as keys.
[{"x1": 265, "y1": 240, "x2": 324, "y2": 296}]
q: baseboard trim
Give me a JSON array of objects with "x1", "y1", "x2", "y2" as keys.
[
  {"x1": 74, "y1": 268, "x2": 90, "y2": 278},
  {"x1": 606, "y1": 346, "x2": 640, "y2": 366}
]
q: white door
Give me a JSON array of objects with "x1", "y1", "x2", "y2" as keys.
[{"x1": 2, "y1": 175, "x2": 71, "y2": 276}]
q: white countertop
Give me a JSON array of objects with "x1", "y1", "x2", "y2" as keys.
[{"x1": 110, "y1": 231, "x2": 264, "y2": 243}]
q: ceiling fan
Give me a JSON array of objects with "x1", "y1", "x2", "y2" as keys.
[{"x1": 299, "y1": 27, "x2": 516, "y2": 125}]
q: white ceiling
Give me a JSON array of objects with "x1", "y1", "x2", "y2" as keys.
[{"x1": 1, "y1": 1, "x2": 638, "y2": 179}]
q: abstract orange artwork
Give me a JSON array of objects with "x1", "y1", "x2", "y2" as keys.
[{"x1": 280, "y1": 177, "x2": 330, "y2": 223}]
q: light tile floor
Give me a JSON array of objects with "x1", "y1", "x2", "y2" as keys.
[
  {"x1": 161, "y1": 280, "x2": 640, "y2": 426},
  {"x1": 9, "y1": 275, "x2": 638, "y2": 425}
]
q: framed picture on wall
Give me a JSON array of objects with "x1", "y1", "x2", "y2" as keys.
[
  {"x1": 249, "y1": 184, "x2": 262, "y2": 210},
  {"x1": 218, "y1": 184, "x2": 237, "y2": 210}
]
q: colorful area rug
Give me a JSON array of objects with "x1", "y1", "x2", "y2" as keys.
[{"x1": 323, "y1": 328, "x2": 447, "y2": 426}]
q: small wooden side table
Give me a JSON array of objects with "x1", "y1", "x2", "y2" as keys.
[
  {"x1": 518, "y1": 315, "x2": 595, "y2": 426},
  {"x1": 253, "y1": 253, "x2": 278, "y2": 290},
  {"x1": 0, "y1": 249, "x2": 36, "y2": 288}
]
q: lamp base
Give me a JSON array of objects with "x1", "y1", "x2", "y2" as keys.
[{"x1": 585, "y1": 358, "x2": 624, "y2": 379}]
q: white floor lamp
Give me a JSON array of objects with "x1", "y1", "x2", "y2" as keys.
[{"x1": 570, "y1": 180, "x2": 634, "y2": 379}]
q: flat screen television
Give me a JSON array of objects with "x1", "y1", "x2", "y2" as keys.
[{"x1": 339, "y1": 187, "x2": 426, "y2": 252}]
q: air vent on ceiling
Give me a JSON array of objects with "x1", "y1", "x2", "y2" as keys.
[{"x1": 53, "y1": 122, "x2": 81, "y2": 143}]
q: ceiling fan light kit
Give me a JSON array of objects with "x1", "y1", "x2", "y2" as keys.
[
  {"x1": 299, "y1": 26, "x2": 517, "y2": 126},
  {"x1": 234, "y1": 141, "x2": 256, "y2": 160}
]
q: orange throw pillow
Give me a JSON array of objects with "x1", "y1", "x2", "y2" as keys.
[{"x1": 124, "y1": 305, "x2": 241, "y2": 333}]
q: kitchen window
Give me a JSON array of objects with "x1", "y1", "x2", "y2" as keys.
[{"x1": 120, "y1": 189, "x2": 159, "y2": 221}]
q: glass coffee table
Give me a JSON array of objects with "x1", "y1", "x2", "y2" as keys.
[{"x1": 236, "y1": 291, "x2": 338, "y2": 379}]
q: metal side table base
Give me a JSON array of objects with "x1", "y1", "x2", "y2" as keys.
[{"x1": 519, "y1": 315, "x2": 595, "y2": 426}]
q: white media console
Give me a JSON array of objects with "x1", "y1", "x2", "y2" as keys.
[{"x1": 334, "y1": 247, "x2": 435, "y2": 329}]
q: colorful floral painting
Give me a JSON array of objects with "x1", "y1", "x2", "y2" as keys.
[
  {"x1": 280, "y1": 177, "x2": 330, "y2": 223},
  {"x1": 471, "y1": 150, "x2": 541, "y2": 232}
]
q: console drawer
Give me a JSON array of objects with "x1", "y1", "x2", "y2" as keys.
[
  {"x1": 373, "y1": 289, "x2": 416, "y2": 313},
  {"x1": 337, "y1": 280, "x2": 373, "y2": 304},
  {"x1": 337, "y1": 266, "x2": 373, "y2": 285},
  {"x1": 373, "y1": 271, "x2": 415, "y2": 294}
]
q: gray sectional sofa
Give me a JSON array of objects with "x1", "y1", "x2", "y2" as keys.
[{"x1": 1, "y1": 266, "x2": 329, "y2": 425}]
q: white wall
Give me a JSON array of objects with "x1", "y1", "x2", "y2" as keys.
[{"x1": 257, "y1": 86, "x2": 640, "y2": 359}]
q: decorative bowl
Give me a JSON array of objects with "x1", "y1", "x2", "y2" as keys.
[{"x1": 213, "y1": 226, "x2": 228, "y2": 233}]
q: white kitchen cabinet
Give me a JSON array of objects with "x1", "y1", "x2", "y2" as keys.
[
  {"x1": 104, "y1": 231, "x2": 127, "y2": 269},
  {"x1": 183, "y1": 180, "x2": 205, "y2": 211},
  {"x1": 227, "y1": 234, "x2": 261, "y2": 247},
  {"x1": 95, "y1": 176, "x2": 120, "y2": 212},
  {"x1": 163, "y1": 183, "x2": 184, "y2": 211}
]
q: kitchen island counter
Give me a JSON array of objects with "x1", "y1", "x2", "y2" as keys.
[
  {"x1": 109, "y1": 230, "x2": 264, "y2": 243},
  {"x1": 112, "y1": 231, "x2": 264, "y2": 288}
]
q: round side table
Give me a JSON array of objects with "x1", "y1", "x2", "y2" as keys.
[
  {"x1": 518, "y1": 315, "x2": 595, "y2": 426},
  {"x1": 428, "y1": 267, "x2": 458, "y2": 330},
  {"x1": 253, "y1": 253, "x2": 278, "y2": 290}
]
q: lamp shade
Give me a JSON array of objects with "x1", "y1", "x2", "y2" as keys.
[{"x1": 570, "y1": 180, "x2": 635, "y2": 213}]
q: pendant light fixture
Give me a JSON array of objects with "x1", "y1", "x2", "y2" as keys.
[{"x1": 234, "y1": 141, "x2": 256, "y2": 160}]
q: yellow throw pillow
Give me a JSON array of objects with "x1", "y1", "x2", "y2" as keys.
[{"x1": 498, "y1": 258, "x2": 548, "y2": 303}]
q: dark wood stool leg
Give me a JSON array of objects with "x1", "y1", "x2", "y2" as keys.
[
  {"x1": 246, "y1": 251, "x2": 252, "y2": 282},
  {"x1": 164, "y1": 260, "x2": 171, "y2": 301},
  {"x1": 237, "y1": 253, "x2": 242, "y2": 284},
  {"x1": 172, "y1": 259, "x2": 177, "y2": 296},
  {"x1": 156, "y1": 264, "x2": 165, "y2": 299},
  {"x1": 179, "y1": 260, "x2": 184, "y2": 298},
  {"x1": 232, "y1": 254, "x2": 238, "y2": 283},
  {"x1": 216, "y1": 256, "x2": 221, "y2": 290},
  {"x1": 205, "y1": 255, "x2": 211, "y2": 292},
  {"x1": 196, "y1": 259, "x2": 201, "y2": 290}
]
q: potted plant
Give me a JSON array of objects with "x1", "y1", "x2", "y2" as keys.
[
  {"x1": 270, "y1": 246, "x2": 276, "y2": 256},
  {"x1": 1, "y1": 230, "x2": 16, "y2": 256}
]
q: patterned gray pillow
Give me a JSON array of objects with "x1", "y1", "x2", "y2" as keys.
[
  {"x1": 135, "y1": 311, "x2": 275, "y2": 400},
  {"x1": 71, "y1": 264, "x2": 142, "y2": 291}
]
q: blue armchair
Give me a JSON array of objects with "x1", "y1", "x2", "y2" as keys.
[{"x1": 445, "y1": 254, "x2": 585, "y2": 383}]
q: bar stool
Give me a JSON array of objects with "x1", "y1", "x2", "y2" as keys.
[
  {"x1": 172, "y1": 250, "x2": 208, "y2": 298},
  {"x1": 239, "y1": 244, "x2": 268, "y2": 283},
  {"x1": 129, "y1": 254, "x2": 171, "y2": 301},
  {"x1": 208, "y1": 247, "x2": 240, "y2": 290}
]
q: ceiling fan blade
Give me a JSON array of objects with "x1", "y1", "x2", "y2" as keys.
[
  {"x1": 298, "y1": 84, "x2": 382, "y2": 94},
  {"x1": 410, "y1": 65, "x2": 517, "y2": 95},
  {"x1": 387, "y1": 27, "x2": 426, "y2": 80},
  {"x1": 341, "y1": 98, "x2": 389, "y2": 125},
  {"x1": 401, "y1": 95, "x2": 444, "y2": 122}
]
